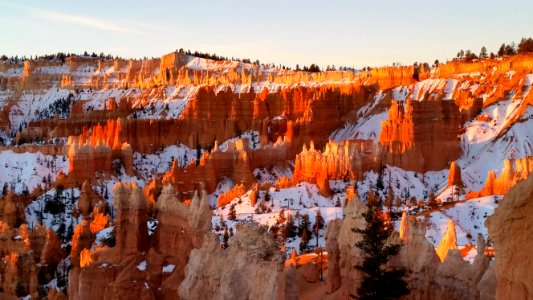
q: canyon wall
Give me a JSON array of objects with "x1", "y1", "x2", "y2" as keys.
[
  {"x1": 68, "y1": 182, "x2": 212, "y2": 300},
  {"x1": 379, "y1": 99, "x2": 462, "y2": 172},
  {"x1": 486, "y1": 173, "x2": 533, "y2": 300}
]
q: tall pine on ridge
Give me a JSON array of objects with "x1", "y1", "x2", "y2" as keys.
[{"x1": 352, "y1": 198, "x2": 409, "y2": 299}]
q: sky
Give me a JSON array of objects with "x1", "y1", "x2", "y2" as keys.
[{"x1": 0, "y1": 0, "x2": 532, "y2": 68}]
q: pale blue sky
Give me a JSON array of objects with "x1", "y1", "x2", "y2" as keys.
[{"x1": 1, "y1": 0, "x2": 532, "y2": 68}]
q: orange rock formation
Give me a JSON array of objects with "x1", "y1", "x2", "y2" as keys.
[
  {"x1": 379, "y1": 99, "x2": 462, "y2": 172},
  {"x1": 467, "y1": 155, "x2": 533, "y2": 198}
]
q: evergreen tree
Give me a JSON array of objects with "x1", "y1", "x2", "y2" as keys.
[
  {"x1": 223, "y1": 227, "x2": 229, "y2": 249},
  {"x1": 376, "y1": 168, "x2": 385, "y2": 191},
  {"x1": 480, "y1": 46, "x2": 488, "y2": 59},
  {"x1": 264, "y1": 190, "x2": 271, "y2": 202},
  {"x1": 498, "y1": 44, "x2": 506, "y2": 57},
  {"x1": 299, "y1": 213, "x2": 312, "y2": 238},
  {"x1": 299, "y1": 229, "x2": 310, "y2": 253},
  {"x1": 282, "y1": 213, "x2": 297, "y2": 239},
  {"x1": 352, "y1": 201, "x2": 409, "y2": 299},
  {"x1": 2, "y1": 182, "x2": 8, "y2": 196},
  {"x1": 228, "y1": 204, "x2": 237, "y2": 220},
  {"x1": 518, "y1": 37, "x2": 533, "y2": 53},
  {"x1": 314, "y1": 210, "x2": 325, "y2": 230},
  {"x1": 505, "y1": 43, "x2": 516, "y2": 56}
]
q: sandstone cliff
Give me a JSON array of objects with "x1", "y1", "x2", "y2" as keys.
[
  {"x1": 379, "y1": 99, "x2": 462, "y2": 172},
  {"x1": 179, "y1": 223, "x2": 286, "y2": 300},
  {"x1": 68, "y1": 182, "x2": 212, "y2": 300},
  {"x1": 486, "y1": 173, "x2": 533, "y2": 300}
]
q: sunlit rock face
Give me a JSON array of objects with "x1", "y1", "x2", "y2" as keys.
[
  {"x1": 486, "y1": 173, "x2": 533, "y2": 300},
  {"x1": 448, "y1": 160, "x2": 464, "y2": 188},
  {"x1": 379, "y1": 98, "x2": 462, "y2": 172},
  {"x1": 468, "y1": 156, "x2": 533, "y2": 198},
  {"x1": 436, "y1": 219, "x2": 458, "y2": 262}
]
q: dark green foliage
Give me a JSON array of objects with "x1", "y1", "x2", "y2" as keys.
[
  {"x1": 412, "y1": 62, "x2": 420, "y2": 81},
  {"x1": 101, "y1": 229, "x2": 116, "y2": 248},
  {"x1": 305, "y1": 64, "x2": 321, "y2": 72},
  {"x1": 480, "y1": 46, "x2": 488, "y2": 59},
  {"x1": 376, "y1": 168, "x2": 385, "y2": 191},
  {"x1": 282, "y1": 213, "x2": 297, "y2": 239},
  {"x1": 37, "y1": 94, "x2": 73, "y2": 120},
  {"x1": 299, "y1": 214, "x2": 312, "y2": 238},
  {"x1": 352, "y1": 201, "x2": 409, "y2": 300},
  {"x1": 44, "y1": 187, "x2": 66, "y2": 215},
  {"x1": 223, "y1": 227, "x2": 229, "y2": 249},
  {"x1": 264, "y1": 190, "x2": 271, "y2": 202},
  {"x1": 518, "y1": 38, "x2": 533, "y2": 53},
  {"x1": 299, "y1": 229, "x2": 310, "y2": 253},
  {"x1": 314, "y1": 210, "x2": 325, "y2": 230},
  {"x1": 2, "y1": 182, "x2": 7, "y2": 196},
  {"x1": 228, "y1": 204, "x2": 237, "y2": 220}
]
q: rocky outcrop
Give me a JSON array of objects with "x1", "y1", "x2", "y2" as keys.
[
  {"x1": 379, "y1": 99, "x2": 462, "y2": 172},
  {"x1": 66, "y1": 132, "x2": 134, "y2": 183},
  {"x1": 436, "y1": 219, "x2": 458, "y2": 262},
  {"x1": 0, "y1": 222, "x2": 53, "y2": 299},
  {"x1": 179, "y1": 223, "x2": 286, "y2": 300},
  {"x1": 68, "y1": 182, "x2": 212, "y2": 300},
  {"x1": 468, "y1": 155, "x2": 533, "y2": 199},
  {"x1": 77, "y1": 181, "x2": 105, "y2": 217},
  {"x1": 448, "y1": 160, "x2": 464, "y2": 188},
  {"x1": 292, "y1": 140, "x2": 380, "y2": 196},
  {"x1": 324, "y1": 194, "x2": 367, "y2": 298},
  {"x1": 486, "y1": 173, "x2": 533, "y2": 300},
  {"x1": 162, "y1": 138, "x2": 289, "y2": 198}
]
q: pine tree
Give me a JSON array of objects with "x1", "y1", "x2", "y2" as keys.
[
  {"x1": 314, "y1": 210, "x2": 325, "y2": 230},
  {"x1": 223, "y1": 227, "x2": 229, "y2": 249},
  {"x1": 498, "y1": 44, "x2": 506, "y2": 57},
  {"x1": 299, "y1": 229, "x2": 310, "y2": 253},
  {"x1": 283, "y1": 213, "x2": 297, "y2": 239},
  {"x1": 228, "y1": 204, "x2": 237, "y2": 220},
  {"x1": 299, "y1": 214, "x2": 312, "y2": 238},
  {"x1": 480, "y1": 46, "x2": 488, "y2": 59},
  {"x1": 352, "y1": 201, "x2": 409, "y2": 299}
]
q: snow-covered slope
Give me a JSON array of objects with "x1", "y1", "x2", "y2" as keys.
[{"x1": 0, "y1": 151, "x2": 68, "y2": 194}]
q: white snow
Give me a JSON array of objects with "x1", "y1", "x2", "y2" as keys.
[
  {"x1": 218, "y1": 130, "x2": 261, "y2": 151},
  {"x1": 137, "y1": 260, "x2": 147, "y2": 271},
  {"x1": 459, "y1": 100, "x2": 533, "y2": 191},
  {"x1": 0, "y1": 151, "x2": 68, "y2": 194},
  {"x1": 330, "y1": 92, "x2": 387, "y2": 142},
  {"x1": 162, "y1": 264, "x2": 175, "y2": 273},
  {"x1": 133, "y1": 144, "x2": 197, "y2": 180},
  {"x1": 95, "y1": 227, "x2": 114, "y2": 246},
  {"x1": 25, "y1": 187, "x2": 81, "y2": 232},
  {"x1": 213, "y1": 182, "x2": 345, "y2": 255},
  {"x1": 421, "y1": 196, "x2": 499, "y2": 246}
]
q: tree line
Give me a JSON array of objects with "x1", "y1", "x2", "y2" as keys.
[{"x1": 455, "y1": 37, "x2": 533, "y2": 61}]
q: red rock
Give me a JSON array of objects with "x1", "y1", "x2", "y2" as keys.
[
  {"x1": 379, "y1": 99, "x2": 462, "y2": 172},
  {"x1": 448, "y1": 161, "x2": 464, "y2": 188}
]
